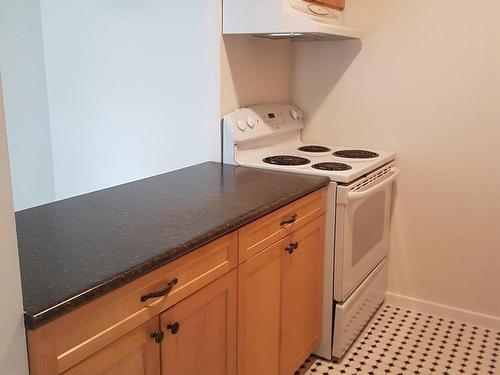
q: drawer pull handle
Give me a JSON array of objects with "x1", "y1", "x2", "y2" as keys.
[
  {"x1": 280, "y1": 213, "x2": 298, "y2": 226},
  {"x1": 167, "y1": 322, "x2": 180, "y2": 335},
  {"x1": 285, "y1": 241, "x2": 299, "y2": 254},
  {"x1": 151, "y1": 330, "x2": 165, "y2": 344},
  {"x1": 140, "y1": 277, "x2": 178, "y2": 302}
]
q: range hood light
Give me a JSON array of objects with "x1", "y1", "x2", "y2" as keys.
[
  {"x1": 252, "y1": 32, "x2": 350, "y2": 41},
  {"x1": 268, "y1": 32, "x2": 304, "y2": 38}
]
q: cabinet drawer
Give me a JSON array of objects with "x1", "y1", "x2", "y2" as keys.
[
  {"x1": 27, "y1": 232, "x2": 237, "y2": 375},
  {"x1": 238, "y1": 188, "x2": 326, "y2": 263}
]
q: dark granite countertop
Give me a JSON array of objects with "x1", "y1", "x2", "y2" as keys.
[{"x1": 16, "y1": 162, "x2": 329, "y2": 330}]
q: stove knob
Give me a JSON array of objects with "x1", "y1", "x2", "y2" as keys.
[
  {"x1": 290, "y1": 110, "x2": 304, "y2": 120},
  {"x1": 247, "y1": 117, "x2": 257, "y2": 129},
  {"x1": 237, "y1": 119, "x2": 247, "y2": 131}
]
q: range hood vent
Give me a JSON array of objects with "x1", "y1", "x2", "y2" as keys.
[
  {"x1": 223, "y1": 0, "x2": 362, "y2": 41},
  {"x1": 251, "y1": 31, "x2": 359, "y2": 42}
]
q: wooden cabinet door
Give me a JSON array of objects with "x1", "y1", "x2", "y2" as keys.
[
  {"x1": 280, "y1": 216, "x2": 325, "y2": 375},
  {"x1": 306, "y1": 0, "x2": 345, "y2": 11},
  {"x1": 63, "y1": 318, "x2": 161, "y2": 375},
  {"x1": 238, "y1": 236, "x2": 289, "y2": 375},
  {"x1": 160, "y1": 270, "x2": 237, "y2": 375}
]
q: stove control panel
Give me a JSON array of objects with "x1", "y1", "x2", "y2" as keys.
[{"x1": 223, "y1": 104, "x2": 304, "y2": 145}]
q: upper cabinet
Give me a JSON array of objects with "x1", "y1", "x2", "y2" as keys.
[
  {"x1": 223, "y1": 0, "x2": 362, "y2": 41},
  {"x1": 306, "y1": 0, "x2": 345, "y2": 11}
]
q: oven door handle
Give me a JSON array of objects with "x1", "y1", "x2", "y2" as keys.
[{"x1": 347, "y1": 167, "x2": 400, "y2": 201}]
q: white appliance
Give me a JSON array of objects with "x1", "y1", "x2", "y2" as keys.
[
  {"x1": 221, "y1": 104, "x2": 399, "y2": 360},
  {"x1": 223, "y1": 0, "x2": 362, "y2": 41}
]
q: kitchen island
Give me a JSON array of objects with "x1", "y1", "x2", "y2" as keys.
[{"x1": 16, "y1": 162, "x2": 329, "y2": 375}]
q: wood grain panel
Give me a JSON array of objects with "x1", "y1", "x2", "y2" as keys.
[
  {"x1": 27, "y1": 189, "x2": 327, "y2": 375},
  {"x1": 237, "y1": 236, "x2": 286, "y2": 375},
  {"x1": 280, "y1": 215, "x2": 325, "y2": 375},
  {"x1": 27, "y1": 232, "x2": 237, "y2": 375},
  {"x1": 238, "y1": 188, "x2": 326, "y2": 263},
  {"x1": 306, "y1": 0, "x2": 345, "y2": 11},
  {"x1": 160, "y1": 270, "x2": 237, "y2": 375},
  {"x1": 62, "y1": 318, "x2": 160, "y2": 375}
]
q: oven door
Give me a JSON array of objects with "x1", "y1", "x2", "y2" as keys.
[{"x1": 334, "y1": 164, "x2": 399, "y2": 302}]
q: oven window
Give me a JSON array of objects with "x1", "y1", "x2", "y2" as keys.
[{"x1": 352, "y1": 191, "x2": 385, "y2": 267}]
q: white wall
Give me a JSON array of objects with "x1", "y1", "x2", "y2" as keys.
[
  {"x1": 221, "y1": 36, "x2": 292, "y2": 114},
  {"x1": 293, "y1": 0, "x2": 500, "y2": 318},
  {"x1": 0, "y1": 0, "x2": 55, "y2": 211},
  {"x1": 0, "y1": 77, "x2": 29, "y2": 374},
  {"x1": 39, "y1": 0, "x2": 221, "y2": 201}
]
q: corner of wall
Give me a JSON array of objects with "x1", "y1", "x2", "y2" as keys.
[
  {"x1": 0, "y1": 74, "x2": 29, "y2": 375},
  {"x1": 220, "y1": 35, "x2": 294, "y2": 115}
]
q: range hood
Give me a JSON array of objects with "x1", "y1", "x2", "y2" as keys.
[{"x1": 223, "y1": 0, "x2": 362, "y2": 41}]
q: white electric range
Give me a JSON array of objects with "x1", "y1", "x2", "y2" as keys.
[{"x1": 222, "y1": 104, "x2": 399, "y2": 360}]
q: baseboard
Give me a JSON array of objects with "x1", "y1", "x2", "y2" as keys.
[{"x1": 385, "y1": 292, "x2": 500, "y2": 330}]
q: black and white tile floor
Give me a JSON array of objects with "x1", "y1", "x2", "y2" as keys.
[{"x1": 297, "y1": 305, "x2": 499, "y2": 375}]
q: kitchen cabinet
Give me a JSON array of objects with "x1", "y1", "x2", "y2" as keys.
[
  {"x1": 26, "y1": 233, "x2": 238, "y2": 375},
  {"x1": 238, "y1": 188, "x2": 326, "y2": 263},
  {"x1": 62, "y1": 318, "x2": 161, "y2": 375},
  {"x1": 306, "y1": 0, "x2": 345, "y2": 11},
  {"x1": 160, "y1": 270, "x2": 237, "y2": 375},
  {"x1": 280, "y1": 216, "x2": 324, "y2": 375},
  {"x1": 26, "y1": 188, "x2": 326, "y2": 375},
  {"x1": 238, "y1": 235, "x2": 283, "y2": 375},
  {"x1": 238, "y1": 215, "x2": 325, "y2": 375}
]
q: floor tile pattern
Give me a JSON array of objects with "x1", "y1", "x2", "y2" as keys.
[{"x1": 297, "y1": 304, "x2": 499, "y2": 375}]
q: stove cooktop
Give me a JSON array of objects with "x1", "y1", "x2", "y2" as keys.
[
  {"x1": 263, "y1": 155, "x2": 311, "y2": 166},
  {"x1": 247, "y1": 143, "x2": 395, "y2": 183},
  {"x1": 236, "y1": 142, "x2": 395, "y2": 183},
  {"x1": 223, "y1": 104, "x2": 396, "y2": 183}
]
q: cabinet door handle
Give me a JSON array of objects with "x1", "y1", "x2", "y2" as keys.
[
  {"x1": 140, "y1": 278, "x2": 178, "y2": 302},
  {"x1": 280, "y1": 213, "x2": 298, "y2": 226},
  {"x1": 151, "y1": 330, "x2": 165, "y2": 344},
  {"x1": 167, "y1": 322, "x2": 180, "y2": 335},
  {"x1": 285, "y1": 241, "x2": 299, "y2": 254}
]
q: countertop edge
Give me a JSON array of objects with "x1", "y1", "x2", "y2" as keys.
[{"x1": 23, "y1": 178, "x2": 329, "y2": 330}]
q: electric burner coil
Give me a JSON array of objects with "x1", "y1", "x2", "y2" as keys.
[
  {"x1": 263, "y1": 155, "x2": 311, "y2": 166},
  {"x1": 298, "y1": 145, "x2": 332, "y2": 153},
  {"x1": 333, "y1": 150, "x2": 379, "y2": 159},
  {"x1": 312, "y1": 162, "x2": 352, "y2": 171}
]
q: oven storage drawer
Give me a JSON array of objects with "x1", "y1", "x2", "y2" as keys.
[
  {"x1": 332, "y1": 258, "x2": 387, "y2": 359},
  {"x1": 238, "y1": 188, "x2": 327, "y2": 263}
]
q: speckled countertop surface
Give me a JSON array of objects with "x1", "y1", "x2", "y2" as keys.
[{"x1": 16, "y1": 162, "x2": 329, "y2": 330}]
